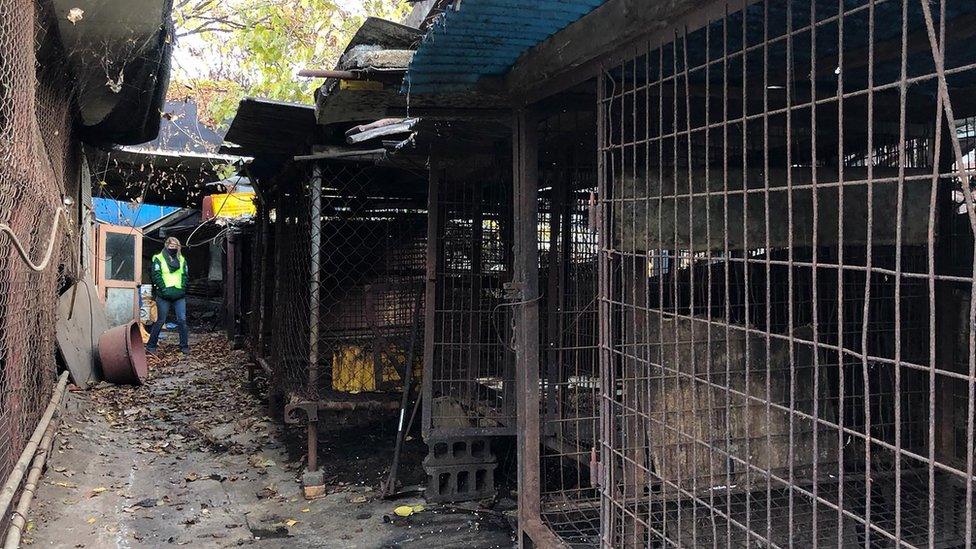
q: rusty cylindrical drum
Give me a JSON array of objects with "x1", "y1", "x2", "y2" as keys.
[{"x1": 97, "y1": 321, "x2": 148, "y2": 385}]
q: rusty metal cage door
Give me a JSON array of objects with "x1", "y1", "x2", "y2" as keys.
[
  {"x1": 597, "y1": 0, "x2": 976, "y2": 547},
  {"x1": 422, "y1": 161, "x2": 516, "y2": 439},
  {"x1": 535, "y1": 107, "x2": 603, "y2": 546}
]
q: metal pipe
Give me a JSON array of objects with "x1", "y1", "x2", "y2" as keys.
[
  {"x1": 316, "y1": 400, "x2": 402, "y2": 411},
  {"x1": 3, "y1": 406, "x2": 60, "y2": 549},
  {"x1": 382, "y1": 286, "x2": 424, "y2": 497},
  {"x1": 297, "y1": 68, "x2": 361, "y2": 80},
  {"x1": 307, "y1": 164, "x2": 323, "y2": 473},
  {"x1": 0, "y1": 371, "x2": 68, "y2": 520}
]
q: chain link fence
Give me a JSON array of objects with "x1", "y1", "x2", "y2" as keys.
[
  {"x1": 249, "y1": 162, "x2": 427, "y2": 411},
  {"x1": 0, "y1": 0, "x2": 79, "y2": 526}
]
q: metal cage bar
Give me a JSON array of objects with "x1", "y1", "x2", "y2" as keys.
[
  {"x1": 422, "y1": 157, "x2": 517, "y2": 439},
  {"x1": 595, "y1": 0, "x2": 976, "y2": 547}
]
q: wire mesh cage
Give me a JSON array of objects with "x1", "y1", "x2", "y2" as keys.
[
  {"x1": 423, "y1": 160, "x2": 517, "y2": 437},
  {"x1": 261, "y1": 161, "x2": 427, "y2": 406},
  {"x1": 248, "y1": 205, "x2": 273, "y2": 360},
  {"x1": 0, "y1": 0, "x2": 78, "y2": 524},
  {"x1": 596, "y1": 0, "x2": 976, "y2": 547},
  {"x1": 536, "y1": 109, "x2": 603, "y2": 545}
]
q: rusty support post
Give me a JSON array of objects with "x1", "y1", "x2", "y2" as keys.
[
  {"x1": 309, "y1": 164, "x2": 322, "y2": 402},
  {"x1": 514, "y1": 107, "x2": 543, "y2": 547},
  {"x1": 303, "y1": 162, "x2": 324, "y2": 496},
  {"x1": 256, "y1": 205, "x2": 269, "y2": 358},
  {"x1": 468, "y1": 181, "x2": 484, "y2": 407},
  {"x1": 225, "y1": 228, "x2": 238, "y2": 341},
  {"x1": 422, "y1": 162, "x2": 441, "y2": 440},
  {"x1": 596, "y1": 70, "x2": 611, "y2": 545}
]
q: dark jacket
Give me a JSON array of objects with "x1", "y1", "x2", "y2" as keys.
[{"x1": 151, "y1": 252, "x2": 188, "y2": 301}]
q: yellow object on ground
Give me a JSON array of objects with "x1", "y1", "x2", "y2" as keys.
[{"x1": 394, "y1": 506, "x2": 414, "y2": 517}]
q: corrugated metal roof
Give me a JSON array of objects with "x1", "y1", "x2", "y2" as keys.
[{"x1": 403, "y1": 0, "x2": 607, "y2": 94}]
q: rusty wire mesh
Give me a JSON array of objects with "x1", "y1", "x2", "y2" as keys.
[
  {"x1": 262, "y1": 162, "x2": 427, "y2": 407},
  {"x1": 248, "y1": 205, "x2": 272, "y2": 360},
  {"x1": 535, "y1": 110, "x2": 603, "y2": 546},
  {"x1": 0, "y1": 0, "x2": 78, "y2": 526},
  {"x1": 423, "y1": 164, "x2": 516, "y2": 436},
  {"x1": 596, "y1": 0, "x2": 976, "y2": 546}
]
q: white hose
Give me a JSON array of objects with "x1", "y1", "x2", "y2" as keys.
[{"x1": 0, "y1": 207, "x2": 69, "y2": 272}]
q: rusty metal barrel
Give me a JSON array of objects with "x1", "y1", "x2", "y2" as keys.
[{"x1": 97, "y1": 321, "x2": 148, "y2": 385}]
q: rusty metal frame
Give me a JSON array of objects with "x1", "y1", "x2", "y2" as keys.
[
  {"x1": 421, "y1": 152, "x2": 518, "y2": 441},
  {"x1": 591, "y1": 0, "x2": 976, "y2": 547},
  {"x1": 514, "y1": 107, "x2": 547, "y2": 546}
]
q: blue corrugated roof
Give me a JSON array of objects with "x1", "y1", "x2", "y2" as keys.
[{"x1": 403, "y1": 0, "x2": 607, "y2": 94}]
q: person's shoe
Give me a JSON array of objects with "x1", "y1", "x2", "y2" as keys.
[
  {"x1": 146, "y1": 347, "x2": 158, "y2": 355},
  {"x1": 181, "y1": 347, "x2": 191, "y2": 355}
]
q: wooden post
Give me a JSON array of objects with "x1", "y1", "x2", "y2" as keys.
[
  {"x1": 514, "y1": 107, "x2": 542, "y2": 547},
  {"x1": 256, "y1": 206, "x2": 269, "y2": 357}
]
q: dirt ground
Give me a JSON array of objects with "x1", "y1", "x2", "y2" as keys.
[{"x1": 27, "y1": 333, "x2": 515, "y2": 548}]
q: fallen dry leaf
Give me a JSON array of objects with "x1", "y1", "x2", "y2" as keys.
[{"x1": 248, "y1": 455, "x2": 275, "y2": 469}]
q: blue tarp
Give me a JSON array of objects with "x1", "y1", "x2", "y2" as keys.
[{"x1": 93, "y1": 198, "x2": 179, "y2": 228}]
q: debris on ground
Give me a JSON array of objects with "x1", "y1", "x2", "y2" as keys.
[{"x1": 26, "y1": 333, "x2": 515, "y2": 548}]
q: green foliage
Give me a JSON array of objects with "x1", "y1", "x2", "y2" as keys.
[{"x1": 172, "y1": 0, "x2": 409, "y2": 128}]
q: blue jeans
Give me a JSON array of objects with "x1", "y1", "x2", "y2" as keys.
[{"x1": 147, "y1": 297, "x2": 189, "y2": 351}]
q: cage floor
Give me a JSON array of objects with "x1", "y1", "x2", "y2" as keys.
[
  {"x1": 542, "y1": 499, "x2": 601, "y2": 548},
  {"x1": 598, "y1": 470, "x2": 975, "y2": 548}
]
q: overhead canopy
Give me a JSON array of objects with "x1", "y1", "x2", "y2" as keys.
[
  {"x1": 90, "y1": 146, "x2": 242, "y2": 208},
  {"x1": 53, "y1": 0, "x2": 173, "y2": 145},
  {"x1": 403, "y1": 0, "x2": 607, "y2": 94},
  {"x1": 221, "y1": 98, "x2": 317, "y2": 158}
]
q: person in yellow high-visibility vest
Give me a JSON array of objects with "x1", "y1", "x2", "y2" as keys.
[{"x1": 147, "y1": 236, "x2": 190, "y2": 354}]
